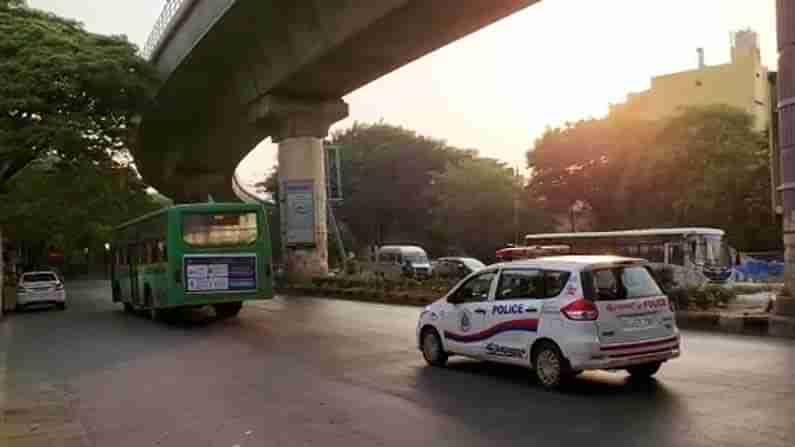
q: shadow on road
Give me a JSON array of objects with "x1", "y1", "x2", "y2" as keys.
[{"x1": 412, "y1": 358, "x2": 689, "y2": 445}]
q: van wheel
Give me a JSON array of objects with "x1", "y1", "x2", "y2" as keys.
[
  {"x1": 112, "y1": 282, "x2": 122, "y2": 302},
  {"x1": 626, "y1": 362, "x2": 662, "y2": 379},
  {"x1": 532, "y1": 341, "x2": 572, "y2": 390},
  {"x1": 421, "y1": 328, "x2": 448, "y2": 367}
]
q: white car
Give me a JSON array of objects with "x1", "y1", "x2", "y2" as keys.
[
  {"x1": 416, "y1": 256, "x2": 680, "y2": 389},
  {"x1": 17, "y1": 271, "x2": 67, "y2": 310}
]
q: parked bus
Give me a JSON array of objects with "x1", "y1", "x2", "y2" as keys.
[
  {"x1": 110, "y1": 203, "x2": 274, "y2": 320},
  {"x1": 515, "y1": 228, "x2": 734, "y2": 287}
]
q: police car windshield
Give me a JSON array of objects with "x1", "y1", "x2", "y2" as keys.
[{"x1": 582, "y1": 266, "x2": 662, "y2": 301}]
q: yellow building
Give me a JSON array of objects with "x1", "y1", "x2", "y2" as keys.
[{"x1": 610, "y1": 30, "x2": 771, "y2": 132}]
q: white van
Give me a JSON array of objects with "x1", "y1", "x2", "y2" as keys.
[
  {"x1": 374, "y1": 245, "x2": 432, "y2": 280},
  {"x1": 416, "y1": 255, "x2": 680, "y2": 389}
]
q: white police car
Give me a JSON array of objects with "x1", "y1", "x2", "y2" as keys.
[{"x1": 416, "y1": 256, "x2": 680, "y2": 389}]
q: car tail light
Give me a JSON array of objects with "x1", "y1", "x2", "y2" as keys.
[{"x1": 561, "y1": 299, "x2": 599, "y2": 321}]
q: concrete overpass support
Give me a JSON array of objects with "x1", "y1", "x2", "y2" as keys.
[
  {"x1": 260, "y1": 96, "x2": 349, "y2": 280},
  {"x1": 778, "y1": 0, "x2": 795, "y2": 316}
]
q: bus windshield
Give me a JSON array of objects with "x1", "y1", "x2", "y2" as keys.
[
  {"x1": 691, "y1": 235, "x2": 730, "y2": 267},
  {"x1": 183, "y1": 212, "x2": 258, "y2": 247}
]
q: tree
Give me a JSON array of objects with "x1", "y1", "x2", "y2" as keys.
[
  {"x1": 653, "y1": 106, "x2": 778, "y2": 250},
  {"x1": 0, "y1": 2, "x2": 161, "y2": 275},
  {"x1": 429, "y1": 156, "x2": 551, "y2": 262},
  {"x1": 0, "y1": 158, "x2": 161, "y2": 269},
  {"x1": 527, "y1": 117, "x2": 661, "y2": 230},
  {"x1": 328, "y1": 122, "x2": 467, "y2": 253},
  {"x1": 260, "y1": 122, "x2": 546, "y2": 262},
  {"x1": 527, "y1": 105, "x2": 780, "y2": 251},
  {"x1": 0, "y1": 1, "x2": 158, "y2": 188}
]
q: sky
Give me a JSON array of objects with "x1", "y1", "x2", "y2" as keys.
[{"x1": 28, "y1": 0, "x2": 778, "y2": 186}]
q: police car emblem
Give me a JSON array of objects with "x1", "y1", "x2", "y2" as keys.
[{"x1": 460, "y1": 310, "x2": 472, "y2": 332}]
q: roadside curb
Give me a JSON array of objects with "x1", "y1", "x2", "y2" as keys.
[
  {"x1": 676, "y1": 310, "x2": 795, "y2": 339},
  {"x1": 276, "y1": 286, "x2": 436, "y2": 307},
  {"x1": 279, "y1": 286, "x2": 795, "y2": 339}
]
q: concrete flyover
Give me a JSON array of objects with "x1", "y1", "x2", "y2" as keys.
[{"x1": 136, "y1": 0, "x2": 540, "y2": 277}]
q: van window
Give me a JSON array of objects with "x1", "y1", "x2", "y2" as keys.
[{"x1": 581, "y1": 266, "x2": 662, "y2": 301}]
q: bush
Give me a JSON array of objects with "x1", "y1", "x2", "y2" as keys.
[
  {"x1": 666, "y1": 285, "x2": 737, "y2": 310},
  {"x1": 731, "y1": 284, "x2": 777, "y2": 295},
  {"x1": 650, "y1": 265, "x2": 677, "y2": 293}
]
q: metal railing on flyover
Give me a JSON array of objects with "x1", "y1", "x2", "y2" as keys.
[{"x1": 142, "y1": 0, "x2": 195, "y2": 61}]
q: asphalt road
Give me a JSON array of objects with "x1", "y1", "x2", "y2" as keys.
[{"x1": 2, "y1": 280, "x2": 794, "y2": 447}]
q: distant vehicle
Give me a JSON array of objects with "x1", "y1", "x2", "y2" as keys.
[
  {"x1": 508, "y1": 228, "x2": 734, "y2": 288},
  {"x1": 374, "y1": 245, "x2": 432, "y2": 280},
  {"x1": 17, "y1": 270, "x2": 66, "y2": 310},
  {"x1": 416, "y1": 255, "x2": 680, "y2": 390},
  {"x1": 110, "y1": 203, "x2": 274, "y2": 321},
  {"x1": 432, "y1": 257, "x2": 485, "y2": 279}
]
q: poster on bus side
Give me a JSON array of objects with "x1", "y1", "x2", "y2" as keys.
[{"x1": 184, "y1": 254, "x2": 257, "y2": 293}]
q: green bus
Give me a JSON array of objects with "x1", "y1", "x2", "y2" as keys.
[{"x1": 110, "y1": 203, "x2": 274, "y2": 320}]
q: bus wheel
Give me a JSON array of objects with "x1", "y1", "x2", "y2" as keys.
[
  {"x1": 214, "y1": 302, "x2": 243, "y2": 319},
  {"x1": 150, "y1": 307, "x2": 167, "y2": 322}
]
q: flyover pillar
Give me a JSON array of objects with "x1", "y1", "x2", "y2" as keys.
[
  {"x1": 778, "y1": 0, "x2": 795, "y2": 316},
  {"x1": 261, "y1": 96, "x2": 349, "y2": 280}
]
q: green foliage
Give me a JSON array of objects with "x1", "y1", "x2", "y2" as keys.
[
  {"x1": 263, "y1": 122, "x2": 550, "y2": 262},
  {"x1": 667, "y1": 285, "x2": 737, "y2": 310},
  {"x1": 649, "y1": 265, "x2": 677, "y2": 292},
  {"x1": 528, "y1": 105, "x2": 780, "y2": 251},
  {"x1": 0, "y1": 159, "x2": 161, "y2": 263},
  {"x1": 429, "y1": 157, "x2": 550, "y2": 261},
  {"x1": 0, "y1": 2, "x2": 159, "y2": 190},
  {"x1": 0, "y1": 3, "x2": 161, "y2": 264}
]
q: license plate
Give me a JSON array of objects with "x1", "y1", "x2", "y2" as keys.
[{"x1": 621, "y1": 316, "x2": 656, "y2": 329}]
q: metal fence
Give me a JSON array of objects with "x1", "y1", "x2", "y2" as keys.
[{"x1": 142, "y1": 0, "x2": 193, "y2": 60}]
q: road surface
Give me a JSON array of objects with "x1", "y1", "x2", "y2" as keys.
[{"x1": 1, "y1": 280, "x2": 794, "y2": 446}]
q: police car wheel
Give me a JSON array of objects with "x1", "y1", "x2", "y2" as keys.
[
  {"x1": 533, "y1": 342, "x2": 570, "y2": 390},
  {"x1": 626, "y1": 362, "x2": 661, "y2": 379},
  {"x1": 421, "y1": 329, "x2": 448, "y2": 367}
]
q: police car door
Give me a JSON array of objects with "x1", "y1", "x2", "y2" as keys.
[
  {"x1": 441, "y1": 271, "x2": 497, "y2": 357},
  {"x1": 484, "y1": 269, "x2": 546, "y2": 364}
]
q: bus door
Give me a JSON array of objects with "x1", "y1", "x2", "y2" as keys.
[{"x1": 129, "y1": 243, "x2": 140, "y2": 306}]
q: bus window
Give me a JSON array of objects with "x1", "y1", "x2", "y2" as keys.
[
  {"x1": 183, "y1": 212, "x2": 258, "y2": 247},
  {"x1": 639, "y1": 244, "x2": 665, "y2": 263},
  {"x1": 670, "y1": 244, "x2": 685, "y2": 266}
]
